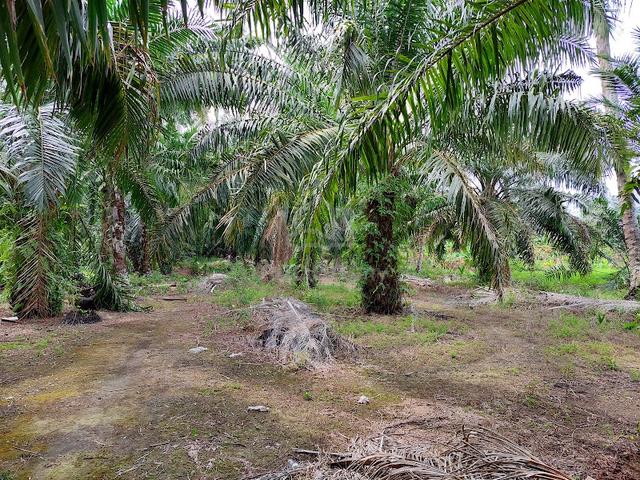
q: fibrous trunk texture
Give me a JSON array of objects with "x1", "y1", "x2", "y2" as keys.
[
  {"x1": 362, "y1": 191, "x2": 402, "y2": 314},
  {"x1": 139, "y1": 222, "x2": 152, "y2": 275},
  {"x1": 416, "y1": 234, "x2": 425, "y2": 273},
  {"x1": 102, "y1": 180, "x2": 127, "y2": 275},
  {"x1": 263, "y1": 209, "x2": 292, "y2": 279}
]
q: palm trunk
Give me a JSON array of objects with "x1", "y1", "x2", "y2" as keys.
[
  {"x1": 361, "y1": 190, "x2": 402, "y2": 314},
  {"x1": 140, "y1": 222, "x2": 152, "y2": 275},
  {"x1": 416, "y1": 234, "x2": 425, "y2": 273},
  {"x1": 596, "y1": 23, "x2": 640, "y2": 298},
  {"x1": 102, "y1": 180, "x2": 127, "y2": 275},
  {"x1": 334, "y1": 255, "x2": 342, "y2": 273}
]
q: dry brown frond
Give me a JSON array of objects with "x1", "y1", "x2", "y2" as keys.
[
  {"x1": 253, "y1": 297, "x2": 356, "y2": 367},
  {"x1": 253, "y1": 425, "x2": 573, "y2": 480}
]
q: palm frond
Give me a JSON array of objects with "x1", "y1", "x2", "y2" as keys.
[
  {"x1": 0, "y1": 104, "x2": 78, "y2": 212},
  {"x1": 425, "y1": 150, "x2": 510, "y2": 296}
]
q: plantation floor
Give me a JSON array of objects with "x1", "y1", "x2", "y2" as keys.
[{"x1": 1, "y1": 279, "x2": 640, "y2": 479}]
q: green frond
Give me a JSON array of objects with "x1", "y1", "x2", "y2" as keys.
[{"x1": 0, "y1": 104, "x2": 79, "y2": 212}]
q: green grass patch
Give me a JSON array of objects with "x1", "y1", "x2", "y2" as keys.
[
  {"x1": 547, "y1": 341, "x2": 619, "y2": 371},
  {"x1": 403, "y1": 244, "x2": 626, "y2": 300},
  {"x1": 177, "y1": 256, "x2": 233, "y2": 275},
  {"x1": 335, "y1": 315, "x2": 451, "y2": 347},
  {"x1": 297, "y1": 283, "x2": 360, "y2": 311},
  {"x1": 0, "y1": 336, "x2": 52, "y2": 353},
  {"x1": 129, "y1": 271, "x2": 193, "y2": 295},
  {"x1": 510, "y1": 259, "x2": 625, "y2": 300},
  {"x1": 213, "y1": 264, "x2": 278, "y2": 307},
  {"x1": 0, "y1": 341, "x2": 28, "y2": 352},
  {"x1": 548, "y1": 314, "x2": 593, "y2": 339}
]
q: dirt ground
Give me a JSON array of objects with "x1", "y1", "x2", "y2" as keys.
[{"x1": 1, "y1": 279, "x2": 639, "y2": 479}]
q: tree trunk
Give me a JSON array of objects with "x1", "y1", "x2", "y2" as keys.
[
  {"x1": 140, "y1": 222, "x2": 152, "y2": 275},
  {"x1": 596, "y1": 22, "x2": 640, "y2": 298},
  {"x1": 416, "y1": 234, "x2": 425, "y2": 273},
  {"x1": 334, "y1": 255, "x2": 342, "y2": 273},
  {"x1": 361, "y1": 190, "x2": 402, "y2": 314},
  {"x1": 265, "y1": 209, "x2": 292, "y2": 279},
  {"x1": 102, "y1": 180, "x2": 127, "y2": 275}
]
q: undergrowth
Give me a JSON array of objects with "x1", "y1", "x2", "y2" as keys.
[
  {"x1": 335, "y1": 315, "x2": 452, "y2": 347},
  {"x1": 404, "y1": 243, "x2": 626, "y2": 300},
  {"x1": 214, "y1": 264, "x2": 278, "y2": 307}
]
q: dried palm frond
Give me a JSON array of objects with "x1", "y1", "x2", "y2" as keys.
[
  {"x1": 253, "y1": 297, "x2": 356, "y2": 367},
  {"x1": 254, "y1": 425, "x2": 573, "y2": 480}
]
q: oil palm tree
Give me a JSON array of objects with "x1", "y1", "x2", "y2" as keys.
[
  {"x1": 163, "y1": 0, "x2": 612, "y2": 313},
  {"x1": 596, "y1": 24, "x2": 640, "y2": 297},
  {"x1": 0, "y1": 103, "x2": 79, "y2": 317},
  {"x1": 295, "y1": 0, "x2": 608, "y2": 311}
]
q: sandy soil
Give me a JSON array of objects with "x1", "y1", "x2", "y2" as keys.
[{"x1": 1, "y1": 281, "x2": 639, "y2": 479}]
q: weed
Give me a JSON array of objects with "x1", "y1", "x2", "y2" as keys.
[
  {"x1": 499, "y1": 292, "x2": 516, "y2": 308},
  {"x1": 522, "y1": 380, "x2": 544, "y2": 408},
  {"x1": 214, "y1": 264, "x2": 277, "y2": 307},
  {"x1": 623, "y1": 320, "x2": 640, "y2": 331},
  {"x1": 548, "y1": 314, "x2": 591, "y2": 339},
  {"x1": 303, "y1": 391, "x2": 313, "y2": 401},
  {"x1": 510, "y1": 258, "x2": 625, "y2": 300},
  {"x1": 548, "y1": 341, "x2": 620, "y2": 371},
  {"x1": 34, "y1": 337, "x2": 50, "y2": 351},
  {"x1": 199, "y1": 382, "x2": 243, "y2": 396},
  {"x1": 0, "y1": 341, "x2": 28, "y2": 352},
  {"x1": 335, "y1": 315, "x2": 451, "y2": 348},
  {"x1": 203, "y1": 319, "x2": 215, "y2": 337},
  {"x1": 298, "y1": 283, "x2": 359, "y2": 311},
  {"x1": 548, "y1": 343, "x2": 578, "y2": 355},
  {"x1": 630, "y1": 369, "x2": 640, "y2": 382}
]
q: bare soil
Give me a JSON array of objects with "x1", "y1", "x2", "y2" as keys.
[{"x1": 1, "y1": 280, "x2": 639, "y2": 479}]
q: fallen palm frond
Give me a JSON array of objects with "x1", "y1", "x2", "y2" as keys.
[
  {"x1": 62, "y1": 310, "x2": 102, "y2": 325},
  {"x1": 253, "y1": 425, "x2": 573, "y2": 480},
  {"x1": 198, "y1": 273, "x2": 229, "y2": 293},
  {"x1": 253, "y1": 297, "x2": 356, "y2": 367}
]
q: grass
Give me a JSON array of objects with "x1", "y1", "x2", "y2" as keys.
[
  {"x1": 213, "y1": 264, "x2": 278, "y2": 307},
  {"x1": 403, "y1": 243, "x2": 627, "y2": 300},
  {"x1": 212, "y1": 264, "x2": 360, "y2": 311},
  {"x1": 548, "y1": 314, "x2": 594, "y2": 339},
  {"x1": 0, "y1": 336, "x2": 52, "y2": 354},
  {"x1": 297, "y1": 283, "x2": 360, "y2": 311},
  {"x1": 0, "y1": 341, "x2": 28, "y2": 352},
  {"x1": 129, "y1": 271, "x2": 193, "y2": 295},
  {"x1": 129, "y1": 257, "x2": 234, "y2": 296},
  {"x1": 509, "y1": 259, "x2": 625, "y2": 299},
  {"x1": 547, "y1": 341, "x2": 619, "y2": 371},
  {"x1": 335, "y1": 315, "x2": 451, "y2": 347}
]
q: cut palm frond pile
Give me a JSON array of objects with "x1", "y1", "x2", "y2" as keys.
[
  {"x1": 253, "y1": 297, "x2": 356, "y2": 367},
  {"x1": 198, "y1": 273, "x2": 229, "y2": 293},
  {"x1": 255, "y1": 425, "x2": 573, "y2": 480},
  {"x1": 62, "y1": 310, "x2": 102, "y2": 325}
]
